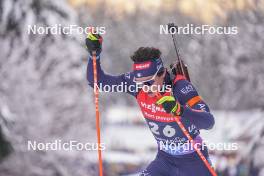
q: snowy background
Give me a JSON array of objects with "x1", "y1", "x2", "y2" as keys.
[{"x1": 0, "y1": 0, "x2": 264, "y2": 176}]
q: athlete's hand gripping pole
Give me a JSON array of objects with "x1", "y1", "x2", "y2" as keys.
[
  {"x1": 87, "y1": 31, "x2": 104, "y2": 176},
  {"x1": 156, "y1": 93, "x2": 217, "y2": 176}
]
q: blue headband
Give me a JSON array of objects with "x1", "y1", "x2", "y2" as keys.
[{"x1": 133, "y1": 58, "x2": 164, "y2": 79}]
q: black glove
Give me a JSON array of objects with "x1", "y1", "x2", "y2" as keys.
[
  {"x1": 169, "y1": 60, "x2": 190, "y2": 82},
  {"x1": 85, "y1": 32, "x2": 103, "y2": 56}
]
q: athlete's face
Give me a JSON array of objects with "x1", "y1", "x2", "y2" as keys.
[
  {"x1": 147, "y1": 68, "x2": 166, "y2": 96},
  {"x1": 134, "y1": 67, "x2": 167, "y2": 96}
]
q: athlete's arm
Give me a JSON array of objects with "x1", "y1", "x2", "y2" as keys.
[
  {"x1": 87, "y1": 56, "x2": 136, "y2": 96},
  {"x1": 85, "y1": 31, "x2": 136, "y2": 96},
  {"x1": 172, "y1": 75, "x2": 215, "y2": 130},
  {"x1": 181, "y1": 106, "x2": 215, "y2": 130}
]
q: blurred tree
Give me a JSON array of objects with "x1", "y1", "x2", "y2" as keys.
[
  {"x1": 0, "y1": 0, "x2": 96, "y2": 175},
  {"x1": 0, "y1": 126, "x2": 12, "y2": 162}
]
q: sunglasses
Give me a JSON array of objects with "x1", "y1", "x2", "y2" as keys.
[{"x1": 135, "y1": 68, "x2": 165, "y2": 86}]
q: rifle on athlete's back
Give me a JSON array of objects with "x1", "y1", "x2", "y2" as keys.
[{"x1": 168, "y1": 23, "x2": 191, "y2": 82}]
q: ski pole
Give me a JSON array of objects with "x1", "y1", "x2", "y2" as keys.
[
  {"x1": 156, "y1": 92, "x2": 217, "y2": 176},
  {"x1": 173, "y1": 113, "x2": 217, "y2": 176},
  {"x1": 167, "y1": 23, "x2": 217, "y2": 176},
  {"x1": 92, "y1": 51, "x2": 104, "y2": 176}
]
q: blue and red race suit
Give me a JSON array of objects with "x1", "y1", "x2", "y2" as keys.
[{"x1": 87, "y1": 56, "x2": 215, "y2": 176}]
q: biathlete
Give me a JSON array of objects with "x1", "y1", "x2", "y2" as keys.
[{"x1": 86, "y1": 32, "x2": 215, "y2": 176}]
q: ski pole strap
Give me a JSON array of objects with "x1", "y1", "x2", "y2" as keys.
[{"x1": 187, "y1": 96, "x2": 202, "y2": 108}]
